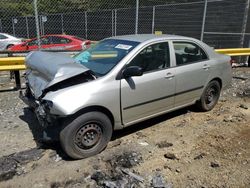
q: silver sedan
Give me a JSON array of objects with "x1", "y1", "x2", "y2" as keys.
[
  {"x1": 0, "y1": 33, "x2": 22, "y2": 50},
  {"x1": 21, "y1": 34, "x2": 232, "y2": 159}
]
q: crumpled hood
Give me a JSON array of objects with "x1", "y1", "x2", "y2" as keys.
[{"x1": 25, "y1": 51, "x2": 90, "y2": 99}]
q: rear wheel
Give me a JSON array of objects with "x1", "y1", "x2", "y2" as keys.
[
  {"x1": 197, "y1": 80, "x2": 221, "y2": 111},
  {"x1": 60, "y1": 111, "x2": 113, "y2": 159}
]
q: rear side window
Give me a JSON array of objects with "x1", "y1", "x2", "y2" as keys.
[
  {"x1": 173, "y1": 42, "x2": 208, "y2": 66},
  {"x1": 52, "y1": 36, "x2": 71, "y2": 44},
  {"x1": 0, "y1": 34, "x2": 8, "y2": 39}
]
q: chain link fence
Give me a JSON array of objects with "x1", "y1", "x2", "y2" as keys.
[{"x1": 0, "y1": 0, "x2": 249, "y2": 49}]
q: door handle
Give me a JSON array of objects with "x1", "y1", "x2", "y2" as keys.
[
  {"x1": 203, "y1": 64, "x2": 210, "y2": 70},
  {"x1": 165, "y1": 72, "x2": 175, "y2": 79}
]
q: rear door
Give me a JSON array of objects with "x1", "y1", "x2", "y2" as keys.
[
  {"x1": 121, "y1": 42, "x2": 175, "y2": 125},
  {"x1": 172, "y1": 41, "x2": 211, "y2": 107}
]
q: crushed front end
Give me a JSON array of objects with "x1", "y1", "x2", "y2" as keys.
[
  {"x1": 19, "y1": 86, "x2": 64, "y2": 142},
  {"x1": 19, "y1": 51, "x2": 95, "y2": 142}
]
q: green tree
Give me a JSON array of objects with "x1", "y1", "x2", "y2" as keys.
[{"x1": 0, "y1": 0, "x2": 201, "y2": 18}]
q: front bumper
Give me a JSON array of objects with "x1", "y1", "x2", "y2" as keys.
[{"x1": 19, "y1": 90, "x2": 62, "y2": 141}]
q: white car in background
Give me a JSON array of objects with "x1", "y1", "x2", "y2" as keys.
[{"x1": 0, "y1": 33, "x2": 22, "y2": 50}]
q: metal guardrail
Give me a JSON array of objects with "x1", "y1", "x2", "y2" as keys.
[
  {"x1": 0, "y1": 48, "x2": 250, "y2": 89},
  {"x1": 214, "y1": 48, "x2": 250, "y2": 56}
]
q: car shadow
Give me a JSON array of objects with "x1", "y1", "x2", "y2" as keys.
[
  {"x1": 19, "y1": 107, "x2": 71, "y2": 160},
  {"x1": 19, "y1": 107, "x2": 43, "y2": 143},
  {"x1": 112, "y1": 107, "x2": 190, "y2": 140}
]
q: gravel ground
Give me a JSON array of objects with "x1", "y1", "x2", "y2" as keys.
[{"x1": 0, "y1": 68, "x2": 249, "y2": 188}]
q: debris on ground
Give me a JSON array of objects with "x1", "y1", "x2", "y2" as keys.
[
  {"x1": 120, "y1": 168, "x2": 144, "y2": 183},
  {"x1": 10, "y1": 148, "x2": 44, "y2": 164},
  {"x1": 138, "y1": 141, "x2": 149, "y2": 146},
  {"x1": 136, "y1": 132, "x2": 147, "y2": 139},
  {"x1": 54, "y1": 154, "x2": 62, "y2": 162},
  {"x1": 194, "y1": 153, "x2": 206, "y2": 160},
  {"x1": 239, "y1": 104, "x2": 248, "y2": 110},
  {"x1": 164, "y1": 152, "x2": 178, "y2": 160},
  {"x1": 108, "y1": 151, "x2": 143, "y2": 168},
  {"x1": 151, "y1": 172, "x2": 172, "y2": 188},
  {"x1": 0, "y1": 157, "x2": 17, "y2": 181},
  {"x1": 242, "y1": 88, "x2": 250, "y2": 97},
  {"x1": 156, "y1": 141, "x2": 173, "y2": 148},
  {"x1": 91, "y1": 168, "x2": 143, "y2": 187},
  {"x1": 223, "y1": 113, "x2": 246, "y2": 123},
  {"x1": 0, "y1": 148, "x2": 44, "y2": 181},
  {"x1": 233, "y1": 76, "x2": 248, "y2": 80},
  {"x1": 90, "y1": 171, "x2": 108, "y2": 186},
  {"x1": 210, "y1": 161, "x2": 220, "y2": 168}
]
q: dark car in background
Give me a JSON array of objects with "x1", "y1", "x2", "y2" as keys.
[{"x1": 9, "y1": 34, "x2": 91, "y2": 51}]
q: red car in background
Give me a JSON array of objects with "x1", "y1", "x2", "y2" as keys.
[{"x1": 9, "y1": 34, "x2": 91, "y2": 51}]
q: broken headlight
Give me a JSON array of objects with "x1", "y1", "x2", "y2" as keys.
[{"x1": 41, "y1": 100, "x2": 53, "y2": 112}]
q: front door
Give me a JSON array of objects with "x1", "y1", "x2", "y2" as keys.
[{"x1": 121, "y1": 42, "x2": 175, "y2": 126}]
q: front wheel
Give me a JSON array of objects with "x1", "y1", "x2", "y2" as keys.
[
  {"x1": 196, "y1": 80, "x2": 221, "y2": 111},
  {"x1": 60, "y1": 111, "x2": 113, "y2": 159}
]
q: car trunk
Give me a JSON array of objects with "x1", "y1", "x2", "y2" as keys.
[{"x1": 25, "y1": 51, "x2": 94, "y2": 99}]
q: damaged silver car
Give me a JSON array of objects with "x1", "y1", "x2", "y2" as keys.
[{"x1": 20, "y1": 34, "x2": 232, "y2": 159}]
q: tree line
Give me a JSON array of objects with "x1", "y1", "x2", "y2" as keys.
[{"x1": 0, "y1": 0, "x2": 201, "y2": 18}]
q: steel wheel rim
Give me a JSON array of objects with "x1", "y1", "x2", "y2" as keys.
[
  {"x1": 205, "y1": 86, "x2": 218, "y2": 106},
  {"x1": 75, "y1": 123, "x2": 102, "y2": 149}
]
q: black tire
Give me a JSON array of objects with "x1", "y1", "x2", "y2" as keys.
[
  {"x1": 197, "y1": 80, "x2": 221, "y2": 111},
  {"x1": 60, "y1": 111, "x2": 113, "y2": 159}
]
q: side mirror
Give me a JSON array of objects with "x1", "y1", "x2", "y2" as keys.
[{"x1": 123, "y1": 66, "x2": 143, "y2": 78}]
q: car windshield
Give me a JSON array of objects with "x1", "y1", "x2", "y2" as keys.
[{"x1": 74, "y1": 39, "x2": 139, "y2": 76}]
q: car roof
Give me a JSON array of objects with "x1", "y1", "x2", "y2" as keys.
[
  {"x1": 108, "y1": 34, "x2": 194, "y2": 43},
  {"x1": 43, "y1": 34, "x2": 73, "y2": 37}
]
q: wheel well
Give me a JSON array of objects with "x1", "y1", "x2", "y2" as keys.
[
  {"x1": 73, "y1": 106, "x2": 114, "y2": 128},
  {"x1": 211, "y1": 78, "x2": 222, "y2": 89},
  {"x1": 6, "y1": 44, "x2": 14, "y2": 49}
]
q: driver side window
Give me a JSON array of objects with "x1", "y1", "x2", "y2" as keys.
[{"x1": 128, "y1": 42, "x2": 170, "y2": 73}]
